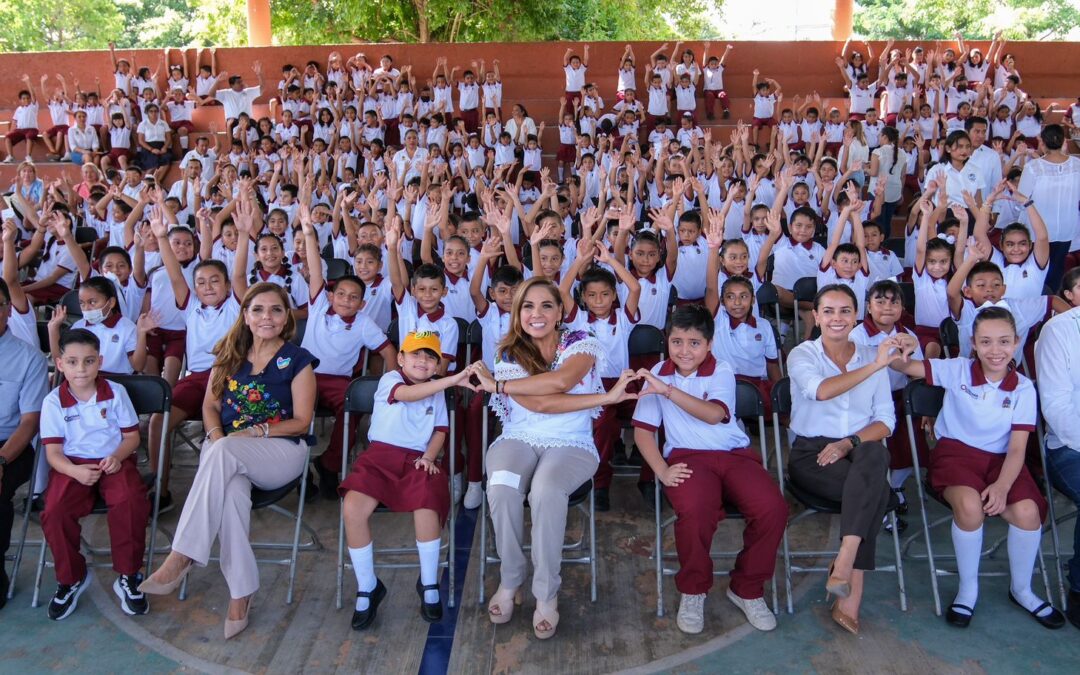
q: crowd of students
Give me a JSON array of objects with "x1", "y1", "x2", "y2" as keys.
[{"x1": 1, "y1": 35, "x2": 1080, "y2": 644}]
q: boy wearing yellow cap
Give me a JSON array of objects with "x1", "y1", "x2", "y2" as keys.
[{"x1": 339, "y1": 331, "x2": 476, "y2": 631}]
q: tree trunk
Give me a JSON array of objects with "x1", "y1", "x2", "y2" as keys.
[{"x1": 413, "y1": 0, "x2": 430, "y2": 42}]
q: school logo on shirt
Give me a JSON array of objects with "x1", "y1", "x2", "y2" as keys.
[
  {"x1": 1022, "y1": 270, "x2": 1028, "y2": 278},
  {"x1": 425, "y1": 406, "x2": 433, "y2": 415},
  {"x1": 754, "y1": 333, "x2": 762, "y2": 341},
  {"x1": 960, "y1": 384, "x2": 981, "y2": 400},
  {"x1": 1002, "y1": 396, "x2": 1011, "y2": 409},
  {"x1": 651, "y1": 288, "x2": 657, "y2": 295},
  {"x1": 101, "y1": 407, "x2": 108, "y2": 419},
  {"x1": 276, "y1": 357, "x2": 292, "y2": 369},
  {"x1": 111, "y1": 334, "x2": 120, "y2": 343}
]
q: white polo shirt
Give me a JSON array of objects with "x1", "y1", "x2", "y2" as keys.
[
  {"x1": 476, "y1": 304, "x2": 512, "y2": 370},
  {"x1": 620, "y1": 266, "x2": 671, "y2": 330},
  {"x1": 394, "y1": 293, "x2": 459, "y2": 367},
  {"x1": 441, "y1": 270, "x2": 476, "y2": 322},
  {"x1": 673, "y1": 237, "x2": 709, "y2": 301},
  {"x1": 251, "y1": 266, "x2": 310, "y2": 310},
  {"x1": 924, "y1": 161, "x2": 981, "y2": 207},
  {"x1": 753, "y1": 94, "x2": 776, "y2": 119},
  {"x1": 457, "y1": 82, "x2": 480, "y2": 111},
  {"x1": 866, "y1": 248, "x2": 904, "y2": 284},
  {"x1": 989, "y1": 249, "x2": 1048, "y2": 299},
  {"x1": 40, "y1": 378, "x2": 140, "y2": 460},
  {"x1": 771, "y1": 239, "x2": 826, "y2": 292},
  {"x1": 912, "y1": 266, "x2": 950, "y2": 328},
  {"x1": 703, "y1": 65, "x2": 725, "y2": 91},
  {"x1": 367, "y1": 370, "x2": 449, "y2": 452},
  {"x1": 358, "y1": 275, "x2": 392, "y2": 332},
  {"x1": 165, "y1": 100, "x2": 194, "y2": 123},
  {"x1": 923, "y1": 358, "x2": 1037, "y2": 453},
  {"x1": 302, "y1": 289, "x2": 391, "y2": 377},
  {"x1": 817, "y1": 266, "x2": 870, "y2": 320},
  {"x1": 180, "y1": 293, "x2": 241, "y2": 372},
  {"x1": 137, "y1": 118, "x2": 169, "y2": 143},
  {"x1": 215, "y1": 86, "x2": 261, "y2": 120},
  {"x1": 955, "y1": 297, "x2": 1049, "y2": 359},
  {"x1": 564, "y1": 65, "x2": 587, "y2": 92},
  {"x1": 710, "y1": 308, "x2": 778, "y2": 379},
  {"x1": 787, "y1": 338, "x2": 896, "y2": 438},
  {"x1": 71, "y1": 314, "x2": 137, "y2": 375},
  {"x1": 563, "y1": 304, "x2": 637, "y2": 378},
  {"x1": 13, "y1": 104, "x2": 38, "y2": 129},
  {"x1": 632, "y1": 354, "x2": 750, "y2": 456},
  {"x1": 850, "y1": 318, "x2": 923, "y2": 391},
  {"x1": 1035, "y1": 308, "x2": 1080, "y2": 452},
  {"x1": 148, "y1": 258, "x2": 197, "y2": 331}
]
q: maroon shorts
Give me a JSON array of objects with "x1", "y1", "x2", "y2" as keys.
[
  {"x1": 556, "y1": 143, "x2": 576, "y2": 162},
  {"x1": 172, "y1": 369, "x2": 211, "y2": 417},
  {"x1": 145, "y1": 327, "x2": 187, "y2": 364},
  {"x1": 914, "y1": 324, "x2": 942, "y2": 353},
  {"x1": 884, "y1": 114, "x2": 899, "y2": 127},
  {"x1": 824, "y1": 141, "x2": 843, "y2": 156},
  {"x1": 752, "y1": 117, "x2": 776, "y2": 129},
  {"x1": 904, "y1": 175, "x2": 920, "y2": 194},
  {"x1": 7, "y1": 128, "x2": 39, "y2": 144},
  {"x1": 24, "y1": 283, "x2": 69, "y2": 304},
  {"x1": 848, "y1": 113, "x2": 865, "y2": 122},
  {"x1": 169, "y1": 120, "x2": 195, "y2": 132},
  {"x1": 46, "y1": 124, "x2": 70, "y2": 136},
  {"x1": 338, "y1": 441, "x2": 450, "y2": 525},
  {"x1": 108, "y1": 148, "x2": 132, "y2": 162},
  {"x1": 928, "y1": 438, "x2": 1047, "y2": 520}
]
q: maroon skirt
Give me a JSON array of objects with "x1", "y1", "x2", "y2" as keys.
[
  {"x1": 339, "y1": 441, "x2": 450, "y2": 525},
  {"x1": 928, "y1": 438, "x2": 1047, "y2": 520},
  {"x1": 914, "y1": 324, "x2": 942, "y2": 353},
  {"x1": 888, "y1": 388, "x2": 929, "y2": 470}
]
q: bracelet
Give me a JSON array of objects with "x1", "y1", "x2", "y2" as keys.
[
  {"x1": 1023, "y1": 199, "x2": 1035, "y2": 209},
  {"x1": 496, "y1": 380, "x2": 505, "y2": 395},
  {"x1": 262, "y1": 422, "x2": 271, "y2": 438},
  {"x1": 204, "y1": 426, "x2": 222, "y2": 441}
]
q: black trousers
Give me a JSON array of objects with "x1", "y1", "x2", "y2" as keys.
[
  {"x1": 0, "y1": 442, "x2": 35, "y2": 559},
  {"x1": 788, "y1": 436, "x2": 891, "y2": 570}
]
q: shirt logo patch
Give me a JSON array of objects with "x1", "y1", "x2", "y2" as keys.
[
  {"x1": 755, "y1": 333, "x2": 762, "y2": 341},
  {"x1": 960, "y1": 384, "x2": 981, "y2": 400},
  {"x1": 111, "y1": 334, "x2": 120, "y2": 343},
  {"x1": 425, "y1": 406, "x2": 433, "y2": 415},
  {"x1": 101, "y1": 407, "x2": 108, "y2": 419},
  {"x1": 276, "y1": 356, "x2": 292, "y2": 369},
  {"x1": 1002, "y1": 396, "x2": 1011, "y2": 409},
  {"x1": 651, "y1": 288, "x2": 657, "y2": 295}
]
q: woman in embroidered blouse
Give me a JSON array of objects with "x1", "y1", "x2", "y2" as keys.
[
  {"x1": 472, "y1": 277, "x2": 637, "y2": 640},
  {"x1": 785, "y1": 284, "x2": 905, "y2": 636},
  {"x1": 139, "y1": 282, "x2": 318, "y2": 640}
]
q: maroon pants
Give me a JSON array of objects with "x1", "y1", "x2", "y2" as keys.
[
  {"x1": 665, "y1": 448, "x2": 787, "y2": 597},
  {"x1": 593, "y1": 376, "x2": 641, "y2": 489},
  {"x1": 41, "y1": 456, "x2": 149, "y2": 584},
  {"x1": 316, "y1": 373, "x2": 354, "y2": 473},
  {"x1": 703, "y1": 90, "x2": 730, "y2": 116},
  {"x1": 459, "y1": 108, "x2": 480, "y2": 134},
  {"x1": 463, "y1": 393, "x2": 489, "y2": 483}
]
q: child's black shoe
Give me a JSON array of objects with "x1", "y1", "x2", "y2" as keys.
[
  {"x1": 48, "y1": 569, "x2": 92, "y2": 621},
  {"x1": 114, "y1": 573, "x2": 150, "y2": 616}
]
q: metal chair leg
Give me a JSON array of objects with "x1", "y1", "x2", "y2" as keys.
[
  {"x1": 906, "y1": 413, "x2": 942, "y2": 615},
  {"x1": 654, "y1": 477, "x2": 663, "y2": 617},
  {"x1": 7, "y1": 440, "x2": 42, "y2": 601}
]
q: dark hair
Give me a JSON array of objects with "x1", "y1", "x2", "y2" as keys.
[
  {"x1": 99, "y1": 246, "x2": 132, "y2": 267},
  {"x1": 972, "y1": 305, "x2": 1016, "y2": 336},
  {"x1": 966, "y1": 260, "x2": 1003, "y2": 285},
  {"x1": 941, "y1": 130, "x2": 970, "y2": 165},
  {"x1": 580, "y1": 266, "x2": 617, "y2": 293},
  {"x1": 194, "y1": 259, "x2": 228, "y2": 278},
  {"x1": 490, "y1": 264, "x2": 524, "y2": 289},
  {"x1": 862, "y1": 220, "x2": 885, "y2": 237},
  {"x1": 720, "y1": 275, "x2": 754, "y2": 298},
  {"x1": 332, "y1": 274, "x2": 366, "y2": 297},
  {"x1": 867, "y1": 279, "x2": 903, "y2": 304},
  {"x1": 813, "y1": 283, "x2": 858, "y2": 310},
  {"x1": 1041, "y1": 124, "x2": 1065, "y2": 151},
  {"x1": 964, "y1": 116, "x2": 988, "y2": 131},
  {"x1": 719, "y1": 238, "x2": 749, "y2": 259},
  {"x1": 631, "y1": 229, "x2": 661, "y2": 251},
  {"x1": 80, "y1": 277, "x2": 121, "y2": 316},
  {"x1": 880, "y1": 126, "x2": 900, "y2": 176},
  {"x1": 1061, "y1": 267, "x2": 1080, "y2": 296},
  {"x1": 668, "y1": 304, "x2": 714, "y2": 341},
  {"x1": 1001, "y1": 222, "x2": 1032, "y2": 242},
  {"x1": 413, "y1": 263, "x2": 446, "y2": 287},
  {"x1": 925, "y1": 237, "x2": 954, "y2": 257},
  {"x1": 60, "y1": 327, "x2": 100, "y2": 353},
  {"x1": 355, "y1": 243, "x2": 382, "y2": 261},
  {"x1": 250, "y1": 232, "x2": 293, "y2": 292},
  {"x1": 833, "y1": 243, "x2": 860, "y2": 263},
  {"x1": 0, "y1": 278, "x2": 9, "y2": 304}
]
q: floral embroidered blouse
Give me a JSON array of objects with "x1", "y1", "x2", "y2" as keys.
[
  {"x1": 220, "y1": 341, "x2": 318, "y2": 444},
  {"x1": 491, "y1": 329, "x2": 605, "y2": 459}
]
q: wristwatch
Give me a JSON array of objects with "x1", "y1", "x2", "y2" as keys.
[{"x1": 846, "y1": 434, "x2": 862, "y2": 449}]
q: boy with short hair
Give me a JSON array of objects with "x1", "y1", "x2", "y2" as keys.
[
  {"x1": 39, "y1": 329, "x2": 149, "y2": 620},
  {"x1": 632, "y1": 305, "x2": 786, "y2": 634},
  {"x1": 5, "y1": 75, "x2": 40, "y2": 162}
]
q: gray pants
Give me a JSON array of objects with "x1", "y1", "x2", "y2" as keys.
[
  {"x1": 486, "y1": 438, "x2": 598, "y2": 602},
  {"x1": 172, "y1": 436, "x2": 308, "y2": 599}
]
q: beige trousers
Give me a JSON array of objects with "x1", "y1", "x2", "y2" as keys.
[
  {"x1": 172, "y1": 436, "x2": 308, "y2": 599},
  {"x1": 486, "y1": 438, "x2": 598, "y2": 602}
]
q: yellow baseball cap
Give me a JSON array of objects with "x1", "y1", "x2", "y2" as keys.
[{"x1": 401, "y1": 331, "x2": 442, "y2": 356}]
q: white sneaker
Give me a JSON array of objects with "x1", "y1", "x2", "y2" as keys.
[
  {"x1": 676, "y1": 593, "x2": 706, "y2": 634},
  {"x1": 726, "y1": 588, "x2": 777, "y2": 631},
  {"x1": 463, "y1": 481, "x2": 483, "y2": 509},
  {"x1": 61, "y1": 153, "x2": 71, "y2": 161},
  {"x1": 451, "y1": 473, "x2": 463, "y2": 504}
]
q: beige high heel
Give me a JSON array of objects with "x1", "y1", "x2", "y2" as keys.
[
  {"x1": 825, "y1": 562, "x2": 851, "y2": 600},
  {"x1": 487, "y1": 587, "x2": 523, "y2": 625},
  {"x1": 533, "y1": 598, "x2": 559, "y2": 640},
  {"x1": 138, "y1": 558, "x2": 192, "y2": 596},
  {"x1": 830, "y1": 600, "x2": 860, "y2": 635},
  {"x1": 224, "y1": 595, "x2": 254, "y2": 640}
]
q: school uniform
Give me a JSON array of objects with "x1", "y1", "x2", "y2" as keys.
[
  {"x1": 912, "y1": 265, "x2": 950, "y2": 351},
  {"x1": 702, "y1": 66, "x2": 729, "y2": 117},
  {"x1": 752, "y1": 94, "x2": 777, "y2": 128},
  {"x1": 354, "y1": 274, "x2": 391, "y2": 333},
  {"x1": 632, "y1": 355, "x2": 786, "y2": 598},
  {"x1": 39, "y1": 378, "x2": 148, "y2": 586},
  {"x1": 672, "y1": 236, "x2": 709, "y2": 303},
  {"x1": 393, "y1": 293, "x2": 459, "y2": 371},
  {"x1": 817, "y1": 266, "x2": 870, "y2": 320},
  {"x1": 867, "y1": 248, "x2": 904, "y2": 284},
  {"x1": 71, "y1": 314, "x2": 137, "y2": 375},
  {"x1": 955, "y1": 297, "x2": 1050, "y2": 360},
  {"x1": 771, "y1": 238, "x2": 826, "y2": 292},
  {"x1": 250, "y1": 265, "x2": 310, "y2": 310},
  {"x1": 27, "y1": 236, "x2": 77, "y2": 303},
  {"x1": 922, "y1": 359, "x2": 1046, "y2": 517},
  {"x1": 989, "y1": 249, "x2": 1049, "y2": 300},
  {"x1": 710, "y1": 308, "x2": 778, "y2": 416},
  {"x1": 621, "y1": 266, "x2": 672, "y2": 331},
  {"x1": 171, "y1": 293, "x2": 242, "y2": 417},
  {"x1": 146, "y1": 259, "x2": 197, "y2": 365}
]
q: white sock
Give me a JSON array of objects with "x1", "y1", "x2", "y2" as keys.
[
  {"x1": 417, "y1": 538, "x2": 441, "y2": 603},
  {"x1": 349, "y1": 543, "x2": 376, "y2": 611},
  {"x1": 890, "y1": 468, "x2": 913, "y2": 492},
  {"x1": 180, "y1": 136, "x2": 189, "y2": 149},
  {"x1": 951, "y1": 521, "x2": 982, "y2": 615},
  {"x1": 1008, "y1": 524, "x2": 1052, "y2": 617},
  {"x1": 557, "y1": 166, "x2": 564, "y2": 182}
]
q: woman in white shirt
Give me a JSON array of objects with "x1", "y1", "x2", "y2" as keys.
[
  {"x1": 135, "y1": 104, "x2": 174, "y2": 183},
  {"x1": 786, "y1": 284, "x2": 903, "y2": 636},
  {"x1": 472, "y1": 278, "x2": 635, "y2": 640},
  {"x1": 503, "y1": 104, "x2": 537, "y2": 148}
]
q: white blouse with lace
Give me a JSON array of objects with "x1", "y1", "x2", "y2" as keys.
[{"x1": 491, "y1": 329, "x2": 605, "y2": 459}]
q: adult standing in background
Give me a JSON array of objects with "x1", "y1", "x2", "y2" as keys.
[{"x1": 1017, "y1": 125, "x2": 1080, "y2": 291}]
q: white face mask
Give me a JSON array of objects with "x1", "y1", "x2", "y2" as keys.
[
  {"x1": 103, "y1": 271, "x2": 120, "y2": 285},
  {"x1": 83, "y1": 308, "x2": 106, "y2": 325}
]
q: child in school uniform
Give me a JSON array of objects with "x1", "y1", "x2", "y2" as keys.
[
  {"x1": 766, "y1": 206, "x2": 826, "y2": 341},
  {"x1": 671, "y1": 210, "x2": 709, "y2": 305},
  {"x1": 863, "y1": 220, "x2": 904, "y2": 284},
  {"x1": 20, "y1": 211, "x2": 79, "y2": 305},
  {"x1": 849, "y1": 280, "x2": 927, "y2": 518},
  {"x1": 339, "y1": 332, "x2": 476, "y2": 630},
  {"x1": 817, "y1": 196, "x2": 871, "y2": 320},
  {"x1": 560, "y1": 238, "x2": 641, "y2": 511},
  {"x1": 39, "y1": 329, "x2": 150, "y2": 620},
  {"x1": 298, "y1": 217, "x2": 397, "y2": 499},
  {"x1": 702, "y1": 45, "x2": 733, "y2": 120},
  {"x1": 233, "y1": 226, "x2": 309, "y2": 319},
  {"x1": 911, "y1": 192, "x2": 952, "y2": 358},
  {"x1": 891, "y1": 308, "x2": 1066, "y2": 629},
  {"x1": 973, "y1": 193, "x2": 1050, "y2": 299},
  {"x1": 46, "y1": 277, "x2": 154, "y2": 376},
  {"x1": 632, "y1": 305, "x2": 787, "y2": 634},
  {"x1": 4, "y1": 79, "x2": 39, "y2": 162},
  {"x1": 140, "y1": 222, "x2": 205, "y2": 385},
  {"x1": 614, "y1": 216, "x2": 677, "y2": 333}
]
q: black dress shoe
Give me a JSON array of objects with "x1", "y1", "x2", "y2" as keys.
[
  {"x1": 1067, "y1": 590, "x2": 1080, "y2": 630},
  {"x1": 351, "y1": 579, "x2": 387, "y2": 630},
  {"x1": 314, "y1": 460, "x2": 340, "y2": 501},
  {"x1": 891, "y1": 487, "x2": 908, "y2": 515},
  {"x1": 946, "y1": 603, "x2": 974, "y2": 627},
  {"x1": 638, "y1": 481, "x2": 656, "y2": 507},
  {"x1": 595, "y1": 488, "x2": 610, "y2": 512},
  {"x1": 416, "y1": 578, "x2": 443, "y2": 622},
  {"x1": 1009, "y1": 592, "x2": 1066, "y2": 629}
]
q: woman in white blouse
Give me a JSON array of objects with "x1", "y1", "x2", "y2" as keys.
[
  {"x1": 472, "y1": 277, "x2": 635, "y2": 640},
  {"x1": 786, "y1": 284, "x2": 905, "y2": 635},
  {"x1": 503, "y1": 104, "x2": 536, "y2": 148}
]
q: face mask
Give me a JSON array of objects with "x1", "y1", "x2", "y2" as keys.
[
  {"x1": 83, "y1": 308, "x2": 106, "y2": 324},
  {"x1": 103, "y1": 271, "x2": 120, "y2": 285}
]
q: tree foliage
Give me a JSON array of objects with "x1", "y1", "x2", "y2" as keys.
[
  {"x1": 0, "y1": 0, "x2": 124, "y2": 52},
  {"x1": 854, "y1": 0, "x2": 1080, "y2": 40}
]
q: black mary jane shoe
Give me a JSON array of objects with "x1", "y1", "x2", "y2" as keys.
[
  {"x1": 416, "y1": 578, "x2": 443, "y2": 622},
  {"x1": 1009, "y1": 592, "x2": 1066, "y2": 630},
  {"x1": 946, "y1": 603, "x2": 974, "y2": 628},
  {"x1": 891, "y1": 487, "x2": 908, "y2": 515},
  {"x1": 351, "y1": 579, "x2": 387, "y2": 630}
]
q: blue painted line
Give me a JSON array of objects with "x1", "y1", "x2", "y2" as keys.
[{"x1": 417, "y1": 504, "x2": 479, "y2": 675}]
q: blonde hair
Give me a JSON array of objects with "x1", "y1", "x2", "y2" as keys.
[
  {"x1": 209, "y1": 283, "x2": 296, "y2": 397},
  {"x1": 495, "y1": 277, "x2": 563, "y2": 376}
]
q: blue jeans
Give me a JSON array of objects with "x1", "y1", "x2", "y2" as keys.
[{"x1": 1045, "y1": 443, "x2": 1080, "y2": 592}]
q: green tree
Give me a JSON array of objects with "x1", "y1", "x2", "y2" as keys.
[
  {"x1": 113, "y1": 0, "x2": 197, "y2": 48},
  {"x1": 854, "y1": 0, "x2": 1080, "y2": 40},
  {"x1": 0, "y1": 0, "x2": 123, "y2": 52}
]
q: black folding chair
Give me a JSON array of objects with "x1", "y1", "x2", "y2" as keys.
[
  {"x1": 58, "y1": 290, "x2": 82, "y2": 319},
  {"x1": 939, "y1": 317, "x2": 959, "y2": 357},
  {"x1": 791, "y1": 277, "x2": 818, "y2": 345},
  {"x1": 772, "y1": 377, "x2": 907, "y2": 614},
  {"x1": 756, "y1": 281, "x2": 785, "y2": 375},
  {"x1": 74, "y1": 227, "x2": 99, "y2": 246},
  {"x1": 5, "y1": 438, "x2": 43, "y2": 602},
  {"x1": 653, "y1": 380, "x2": 779, "y2": 617},
  {"x1": 334, "y1": 377, "x2": 458, "y2": 610},
  {"x1": 326, "y1": 258, "x2": 351, "y2": 282},
  {"x1": 883, "y1": 237, "x2": 907, "y2": 261},
  {"x1": 321, "y1": 242, "x2": 336, "y2": 261},
  {"x1": 386, "y1": 319, "x2": 400, "y2": 350},
  {"x1": 290, "y1": 318, "x2": 307, "y2": 346}
]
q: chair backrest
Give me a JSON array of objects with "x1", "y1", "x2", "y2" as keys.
[
  {"x1": 898, "y1": 282, "x2": 915, "y2": 315},
  {"x1": 74, "y1": 227, "x2": 99, "y2": 245},
  {"x1": 883, "y1": 237, "x2": 906, "y2": 260},
  {"x1": 771, "y1": 376, "x2": 792, "y2": 416},
  {"x1": 793, "y1": 277, "x2": 818, "y2": 303},
  {"x1": 939, "y1": 317, "x2": 959, "y2": 356},
  {"x1": 386, "y1": 319, "x2": 400, "y2": 349},
  {"x1": 455, "y1": 317, "x2": 471, "y2": 348},
  {"x1": 344, "y1": 376, "x2": 382, "y2": 415},
  {"x1": 628, "y1": 324, "x2": 666, "y2": 357},
  {"x1": 765, "y1": 254, "x2": 775, "y2": 281},
  {"x1": 904, "y1": 379, "x2": 945, "y2": 418},
  {"x1": 60, "y1": 289, "x2": 82, "y2": 318},
  {"x1": 667, "y1": 286, "x2": 679, "y2": 308},
  {"x1": 756, "y1": 281, "x2": 779, "y2": 311},
  {"x1": 326, "y1": 258, "x2": 351, "y2": 282},
  {"x1": 291, "y1": 318, "x2": 307, "y2": 346},
  {"x1": 734, "y1": 379, "x2": 765, "y2": 418},
  {"x1": 105, "y1": 375, "x2": 171, "y2": 415},
  {"x1": 36, "y1": 320, "x2": 51, "y2": 355},
  {"x1": 465, "y1": 320, "x2": 483, "y2": 347},
  {"x1": 321, "y1": 242, "x2": 336, "y2": 261}
]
